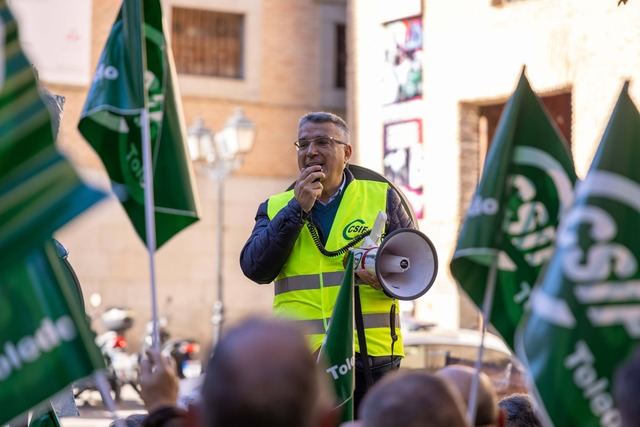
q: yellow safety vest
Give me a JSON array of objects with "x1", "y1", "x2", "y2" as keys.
[{"x1": 267, "y1": 179, "x2": 403, "y2": 357}]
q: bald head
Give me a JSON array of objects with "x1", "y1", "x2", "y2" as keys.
[
  {"x1": 202, "y1": 318, "x2": 333, "y2": 427},
  {"x1": 360, "y1": 371, "x2": 468, "y2": 427},
  {"x1": 438, "y1": 365, "x2": 499, "y2": 426}
]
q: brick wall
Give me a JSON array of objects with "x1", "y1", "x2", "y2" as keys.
[
  {"x1": 51, "y1": 0, "x2": 346, "y2": 179},
  {"x1": 44, "y1": 0, "x2": 347, "y2": 351}
]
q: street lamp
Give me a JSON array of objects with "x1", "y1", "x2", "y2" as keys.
[{"x1": 188, "y1": 108, "x2": 256, "y2": 346}]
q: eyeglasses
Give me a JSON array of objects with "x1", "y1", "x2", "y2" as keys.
[{"x1": 294, "y1": 136, "x2": 347, "y2": 151}]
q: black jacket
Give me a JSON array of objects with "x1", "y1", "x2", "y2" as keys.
[{"x1": 240, "y1": 169, "x2": 415, "y2": 284}]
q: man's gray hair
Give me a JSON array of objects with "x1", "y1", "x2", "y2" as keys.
[{"x1": 298, "y1": 111, "x2": 349, "y2": 136}]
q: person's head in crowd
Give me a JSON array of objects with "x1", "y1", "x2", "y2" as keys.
[
  {"x1": 358, "y1": 370, "x2": 468, "y2": 427},
  {"x1": 201, "y1": 317, "x2": 337, "y2": 427},
  {"x1": 437, "y1": 365, "x2": 504, "y2": 427},
  {"x1": 497, "y1": 394, "x2": 542, "y2": 427},
  {"x1": 614, "y1": 347, "x2": 640, "y2": 427}
]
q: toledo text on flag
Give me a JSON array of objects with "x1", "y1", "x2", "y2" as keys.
[{"x1": 517, "y1": 83, "x2": 640, "y2": 427}]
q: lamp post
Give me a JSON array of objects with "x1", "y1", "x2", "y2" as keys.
[{"x1": 188, "y1": 108, "x2": 256, "y2": 346}]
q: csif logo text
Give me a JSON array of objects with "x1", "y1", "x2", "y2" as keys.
[
  {"x1": 0, "y1": 316, "x2": 77, "y2": 382},
  {"x1": 342, "y1": 219, "x2": 370, "y2": 240}
]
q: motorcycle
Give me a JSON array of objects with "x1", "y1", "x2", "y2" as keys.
[
  {"x1": 55, "y1": 241, "x2": 139, "y2": 405},
  {"x1": 165, "y1": 338, "x2": 203, "y2": 379},
  {"x1": 93, "y1": 307, "x2": 140, "y2": 401},
  {"x1": 140, "y1": 316, "x2": 202, "y2": 380}
]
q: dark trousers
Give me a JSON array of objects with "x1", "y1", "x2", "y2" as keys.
[{"x1": 353, "y1": 353, "x2": 401, "y2": 419}]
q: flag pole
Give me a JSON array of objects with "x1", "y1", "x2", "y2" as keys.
[
  {"x1": 133, "y1": 0, "x2": 161, "y2": 352},
  {"x1": 141, "y1": 107, "x2": 161, "y2": 351},
  {"x1": 467, "y1": 257, "x2": 498, "y2": 426},
  {"x1": 94, "y1": 372, "x2": 126, "y2": 427}
]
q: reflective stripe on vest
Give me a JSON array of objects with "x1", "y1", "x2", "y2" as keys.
[
  {"x1": 291, "y1": 312, "x2": 401, "y2": 335},
  {"x1": 274, "y1": 272, "x2": 344, "y2": 295}
]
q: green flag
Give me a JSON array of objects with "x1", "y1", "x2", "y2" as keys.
[
  {"x1": 0, "y1": 241, "x2": 105, "y2": 425},
  {"x1": 516, "y1": 83, "x2": 640, "y2": 427},
  {"x1": 450, "y1": 71, "x2": 577, "y2": 349},
  {"x1": 0, "y1": 1, "x2": 104, "y2": 266},
  {"x1": 78, "y1": 0, "x2": 199, "y2": 248},
  {"x1": 318, "y1": 253, "x2": 355, "y2": 422}
]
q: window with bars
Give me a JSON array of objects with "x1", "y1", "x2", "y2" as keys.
[{"x1": 171, "y1": 7, "x2": 244, "y2": 79}]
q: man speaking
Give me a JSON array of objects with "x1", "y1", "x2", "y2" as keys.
[{"x1": 240, "y1": 111, "x2": 415, "y2": 413}]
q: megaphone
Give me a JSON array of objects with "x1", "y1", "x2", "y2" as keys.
[{"x1": 351, "y1": 228, "x2": 438, "y2": 301}]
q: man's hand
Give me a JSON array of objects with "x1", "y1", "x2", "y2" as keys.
[
  {"x1": 356, "y1": 269, "x2": 383, "y2": 290},
  {"x1": 139, "y1": 349, "x2": 179, "y2": 412},
  {"x1": 294, "y1": 165, "x2": 325, "y2": 213}
]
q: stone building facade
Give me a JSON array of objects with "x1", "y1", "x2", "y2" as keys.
[
  {"x1": 349, "y1": 0, "x2": 640, "y2": 329},
  {"x1": 23, "y1": 0, "x2": 348, "y2": 350}
]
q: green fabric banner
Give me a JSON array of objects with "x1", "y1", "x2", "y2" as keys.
[
  {"x1": 78, "y1": 0, "x2": 199, "y2": 249},
  {"x1": 450, "y1": 71, "x2": 577, "y2": 349},
  {"x1": 318, "y1": 253, "x2": 355, "y2": 422},
  {"x1": 0, "y1": 1, "x2": 105, "y2": 267},
  {"x1": 0, "y1": 241, "x2": 105, "y2": 425},
  {"x1": 517, "y1": 83, "x2": 640, "y2": 427}
]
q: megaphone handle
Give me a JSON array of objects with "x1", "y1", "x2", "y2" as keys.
[{"x1": 368, "y1": 211, "x2": 387, "y2": 246}]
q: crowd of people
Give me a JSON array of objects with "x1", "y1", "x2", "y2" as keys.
[
  {"x1": 128, "y1": 316, "x2": 508, "y2": 427},
  {"x1": 122, "y1": 316, "x2": 640, "y2": 427}
]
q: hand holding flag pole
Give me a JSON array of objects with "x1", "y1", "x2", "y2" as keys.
[{"x1": 78, "y1": 0, "x2": 200, "y2": 352}]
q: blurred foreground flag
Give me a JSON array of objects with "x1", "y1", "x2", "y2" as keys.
[
  {"x1": 0, "y1": 3, "x2": 105, "y2": 422},
  {"x1": 318, "y1": 253, "x2": 355, "y2": 423},
  {"x1": 78, "y1": 0, "x2": 199, "y2": 248},
  {"x1": 0, "y1": 0, "x2": 104, "y2": 265},
  {"x1": 0, "y1": 241, "x2": 106, "y2": 425},
  {"x1": 516, "y1": 82, "x2": 640, "y2": 427},
  {"x1": 450, "y1": 71, "x2": 577, "y2": 349}
]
